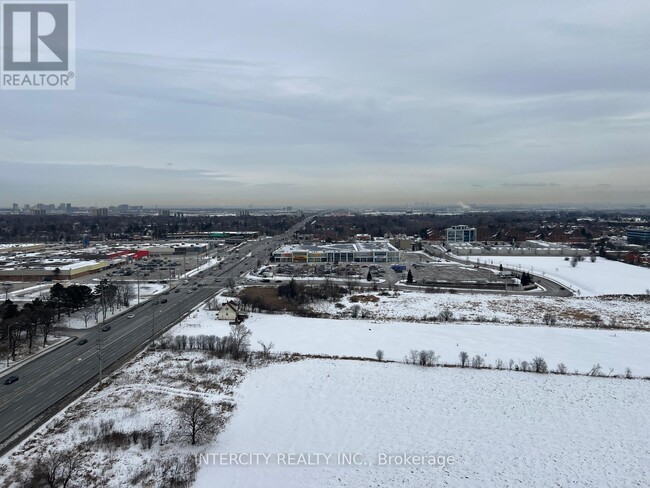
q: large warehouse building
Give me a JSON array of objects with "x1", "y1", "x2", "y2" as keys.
[{"x1": 273, "y1": 241, "x2": 400, "y2": 263}]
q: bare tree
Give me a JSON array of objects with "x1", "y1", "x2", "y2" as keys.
[
  {"x1": 346, "y1": 274, "x2": 357, "y2": 294},
  {"x1": 520, "y1": 360, "x2": 530, "y2": 372},
  {"x1": 556, "y1": 363, "x2": 568, "y2": 375},
  {"x1": 350, "y1": 304, "x2": 361, "y2": 318},
  {"x1": 115, "y1": 280, "x2": 135, "y2": 307},
  {"x1": 258, "y1": 340, "x2": 274, "y2": 359},
  {"x1": 176, "y1": 396, "x2": 219, "y2": 446},
  {"x1": 471, "y1": 355, "x2": 485, "y2": 369},
  {"x1": 495, "y1": 358, "x2": 505, "y2": 370},
  {"x1": 375, "y1": 349, "x2": 384, "y2": 361},
  {"x1": 570, "y1": 256, "x2": 578, "y2": 268},
  {"x1": 531, "y1": 356, "x2": 548, "y2": 373},
  {"x1": 459, "y1": 351, "x2": 469, "y2": 368},
  {"x1": 625, "y1": 367, "x2": 633, "y2": 379},
  {"x1": 407, "y1": 349, "x2": 419, "y2": 365},
  {"x1": 229, "y1": 322, "x2": 252, "y2": 360},
  {"x1": 587, "y1": 364, "x2": 602, "y2": 376},
  {"x1": 81, "y1": 309, "x2": 94, "y2": 328},
  {"x1": 206, "y1": 298, "x2": 219, "y2": 311},
  {"x1": 34, "y1": 449, "x2": 82, "y2": 488},
  {"x1": 421, "y1": 350, "x2": 439, "y2": 366},
  {"x1": 91, "y1": 302, "x2": 101, "y2": 323}
]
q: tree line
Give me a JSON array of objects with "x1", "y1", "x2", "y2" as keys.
[{"x1": 0, "y1": 279, "x2": 135, "y2": 362}]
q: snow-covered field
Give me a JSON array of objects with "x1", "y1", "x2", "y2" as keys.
[
  {"x1": 174, "y1": 311, "x2": 650, "y2": 376},
  {"x1": 3, "y1": 285, "x2": 648, "y2": 487},
  {"x1": 464, "y1": 255, "x2": 650, "y2": 296},
  {"x1": 194, "y1": 359, "x2": 650, "y2": 488},
  {"x1": 312, "y1": 290, "x2": 650, "y2": 328}
]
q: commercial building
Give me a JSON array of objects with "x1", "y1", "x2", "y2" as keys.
[
  {"x1": 273, "y1": 241, "x2": 400, "y2": 263},
  {"x1": 445, "y1": 225, "x2": 477, "y2": 243},
  {"x1": 627, "y1": 227, "x2": 650, "y2": 246}
]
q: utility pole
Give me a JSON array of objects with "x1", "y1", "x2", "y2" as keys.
[
  {"x1": 6, "y1": 323, "x2": 12, "y2": 367},
  {"x1": 97, "y1": 321, "x2": 103, "y2": 384},
  {"x1": 151, "y1": 301, "x2": 155, "y2": 346}
]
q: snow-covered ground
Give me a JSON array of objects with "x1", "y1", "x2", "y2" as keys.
[
  {"x1": 194, "y1": 359, "x2": 650, "y2": 488},
  {"x1": 62, "y1": 283, "x2": 168, "y2": 330},
  {"x1": 173, "y1": 309, "x2": 650, "y2": 376},
  {"x1": 0, "y1": 349, "x2": 245, "y2": 487},
  {"x1": 312, "y1": 290, "x2": 650, "y2": 328},
  {"x1": 463, "y1": 255, "x2": 650, "y2": 296}
]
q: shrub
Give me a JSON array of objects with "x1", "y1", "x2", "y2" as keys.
[
  {"x1": 471, "y1": 355, "x2": 485, "y2": 369},
  {"x1": 531, "y1": 356, "x2": 548, "y2": 374},
  {"x1": 459, "y1": 351, "x2": 469, "y2": 368}
]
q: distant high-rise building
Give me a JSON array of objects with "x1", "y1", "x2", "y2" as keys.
[
  {"x1": 160, "y1": 209, "x2": 171, "y2": 217},
  {"x1": 12, "y1": 203, "x2": 18, "y2": 211},
  {"x1": 91, "y1": 208, "x2": 109, "y2": 217}
]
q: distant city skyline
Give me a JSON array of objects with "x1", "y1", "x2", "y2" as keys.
[{"x1": 2, "y1": 1, "x2": 650, "y2": 207}]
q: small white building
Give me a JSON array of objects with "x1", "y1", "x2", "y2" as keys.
[{"x1": 218, "y1": 301, "x2": 239, "y2": 321}]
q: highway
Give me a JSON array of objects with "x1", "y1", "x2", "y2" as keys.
[{"x1": 0, "y1": 218, "x2": 308, "y2": 452}]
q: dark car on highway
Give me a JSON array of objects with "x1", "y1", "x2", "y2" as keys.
[
  {"x1": 101, "y1": 325, "x2": 111, "y2": 332},
  {"x1": 78, "y1": 338, "x2": 88, "y2": 345},
  {"x1": 4, "y1": 375, "x2": 19, "y2": 385}
]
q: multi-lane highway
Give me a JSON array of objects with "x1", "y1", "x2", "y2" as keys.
[{"x1": 0, "y1": 220, "x2": 307, "y2": 452}]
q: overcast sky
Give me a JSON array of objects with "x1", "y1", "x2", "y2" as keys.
[{"x1": 2, "y1": 0, "x2": 650, "y2": 208}]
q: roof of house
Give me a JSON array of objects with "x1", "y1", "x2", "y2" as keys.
[{"x1": 222, "y1": 301, "x2": 238, "y2": 311}]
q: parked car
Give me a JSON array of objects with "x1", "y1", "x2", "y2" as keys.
[
  {"x1": 4, "y1": 375, "x2": 19, "y2": 385},
  {"x1": 77, "y1": 338, "x2": 88, "y2": 345}
]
